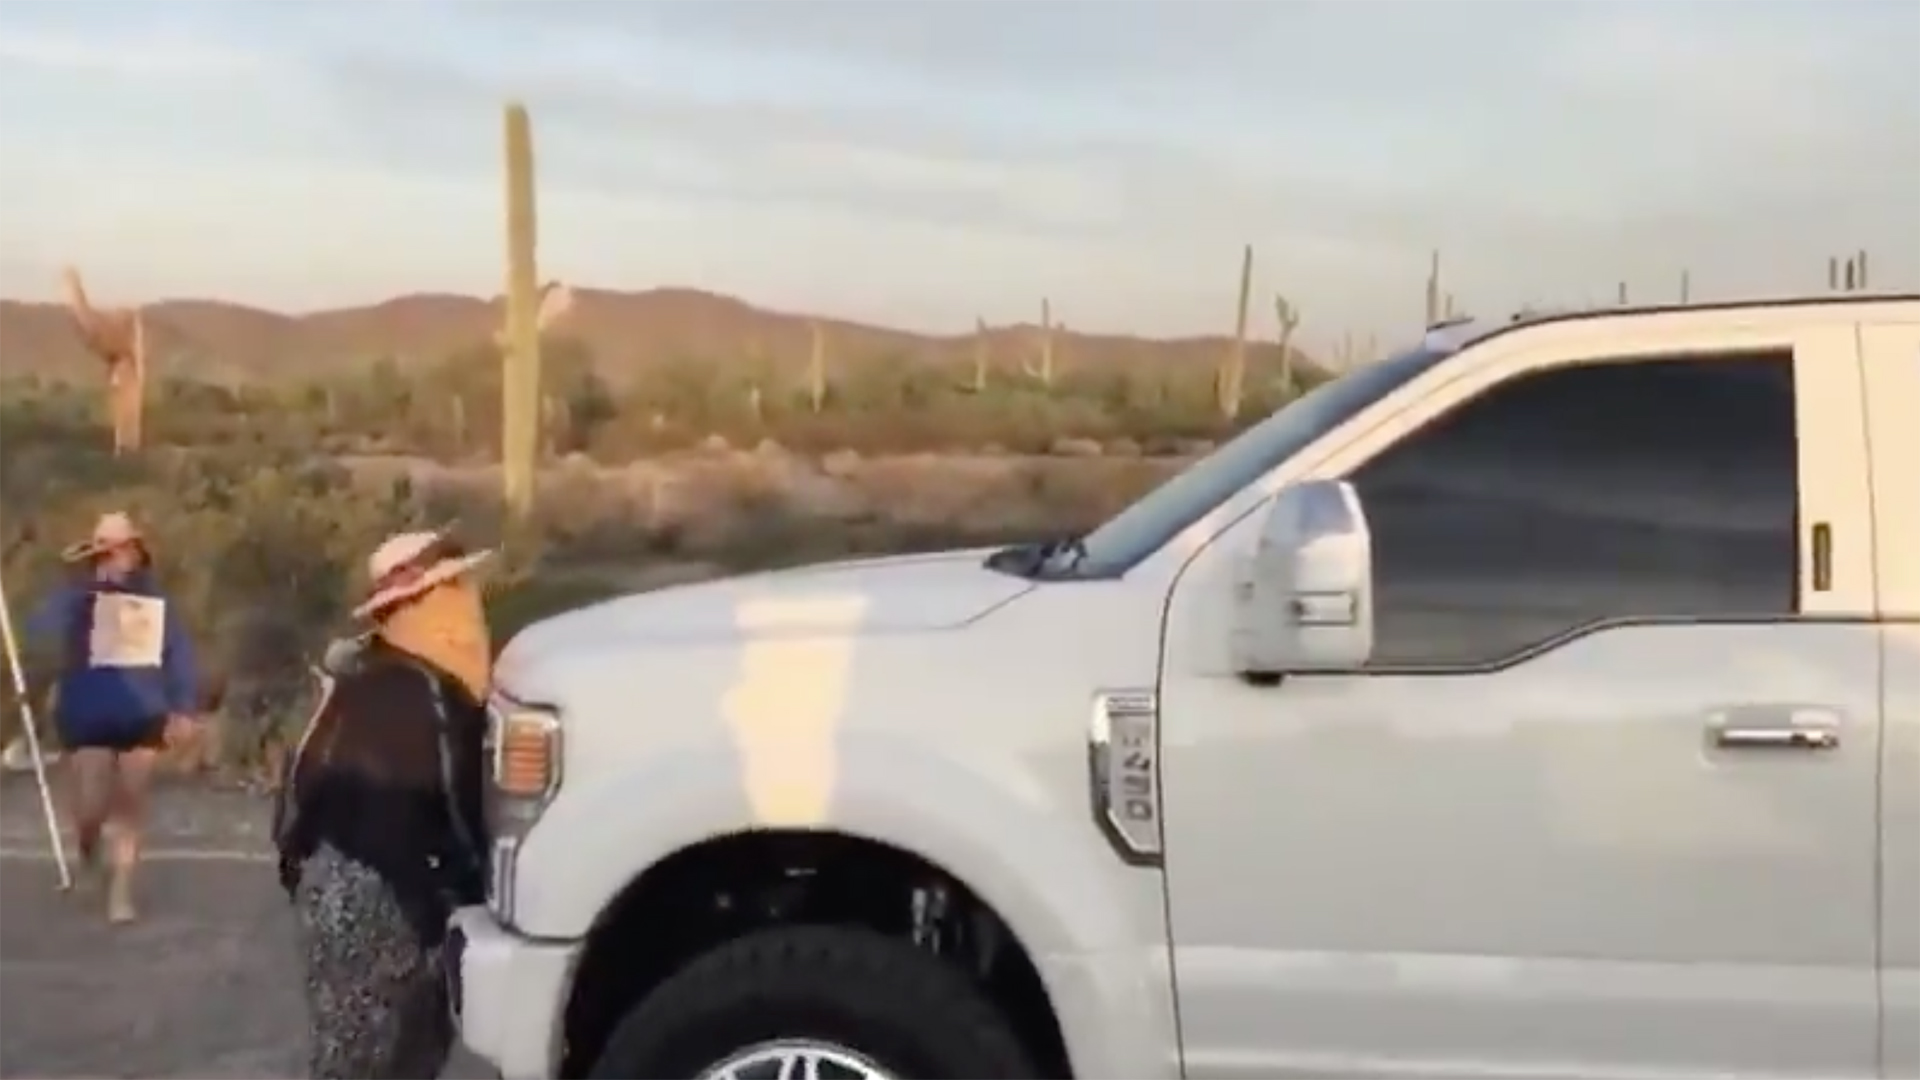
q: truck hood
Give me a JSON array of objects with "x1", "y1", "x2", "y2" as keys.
[{"x1": 500, "y1": 548, "x2": 1033, "y2": 664}]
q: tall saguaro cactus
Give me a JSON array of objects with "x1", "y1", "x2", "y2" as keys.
[
  {"x1": 970, "y1": 317, "x2": 990, "y2": 394},
  {"x1": 500, "y1": 101, "x2": 542, "y2": 519},
  {"x1": 1021, "y1": 297, "x2": 1056, "y2": 387},
  {"x1": 1218, "y1": 243, "x2": 1253, "y2": 422},
  {"x1": 1423, "y1": 249, "x2": 1444, "y2": 326},
  {"x1": 59, "y1": 266, "x2": 146, "y2": 456},
  {"x1": 1839, "y1": 249, "x2": 1870, "y2": 292},
  {"x1": 1827, "y1": 251, "x2": 1871, "y2": 293},
  {"x1": 1274, "y1": 294, "x2": 1301, "y2": 393},
  {"x1": 494, "y1": 281, "x2": 575, "y2": 352},
  {"x1": 807, "y1": 320, "x2": 829, "y2": 413}
]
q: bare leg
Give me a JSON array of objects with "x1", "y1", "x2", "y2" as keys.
[
  {"x1": 105, "y1": 747, "x2": 157, "y2": 923},
  {"x1": 66, "y1": 748, "x2": 116, "y2": 885}
]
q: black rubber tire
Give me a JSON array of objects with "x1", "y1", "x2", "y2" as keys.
[{"x1": 586, "y1": 925, "x2": 1043, "y2": 1079}]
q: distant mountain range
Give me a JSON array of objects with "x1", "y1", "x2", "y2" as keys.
[{"x1": 0, "y1": 287, "x2": 1319, "y2": 385}]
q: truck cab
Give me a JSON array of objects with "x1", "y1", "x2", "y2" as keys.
[{"x1": 452, "y1": 295, "x2": 1920, "y2": 1080}]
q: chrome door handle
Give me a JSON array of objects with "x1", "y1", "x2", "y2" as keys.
[
  {"x1": 1707, "y1": 706, "x2": 1842, "y2": 751},
  {"x1": 1716, "y1": 727, "x2": 1839, "y2": 750}
]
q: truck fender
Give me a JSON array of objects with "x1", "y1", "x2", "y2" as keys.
[
  {"x1": 509, "y1": 729, "x2": 1180, "y2": 1076},
  {"x1": 514, "y1": 729, "x2": 1148, "y2": 950}
]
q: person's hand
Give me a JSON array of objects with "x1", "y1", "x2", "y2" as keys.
[{"x1": 162, "y1": 713, "x2": 202, "y2": 749}]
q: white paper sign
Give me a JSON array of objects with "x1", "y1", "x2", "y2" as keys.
[{"x1": 86, "y1": 594, "x2": 167, "y2": 668}]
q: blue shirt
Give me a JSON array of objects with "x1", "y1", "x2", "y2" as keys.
[{"x1": 26, "y1": 572, "x2": 200, "y2": 739}]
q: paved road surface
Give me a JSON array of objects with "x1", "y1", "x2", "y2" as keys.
[{"x1": 0, "y1": 776, "x2": 492, "y2": 1078}]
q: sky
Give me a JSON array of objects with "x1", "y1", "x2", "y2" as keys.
[{"x1": 0, "y1": 0, "x2": 1914, "y2": 348}]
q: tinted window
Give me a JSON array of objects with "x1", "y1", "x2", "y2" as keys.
[{"x1": 1347, "y1": 352, "x2": 1799, "y2": 668}]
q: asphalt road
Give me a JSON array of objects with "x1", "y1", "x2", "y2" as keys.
[{"x1": 0, "y1": 776, "x2": 492, "y2": 1078}]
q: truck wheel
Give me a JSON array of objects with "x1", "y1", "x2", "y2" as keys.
[{"x1": 587, "y1": 925, "x2": 1041, "y2": 1079}]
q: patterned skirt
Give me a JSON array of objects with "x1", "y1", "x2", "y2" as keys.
[{"x1": 294, "y1": 843, "x2": 452, "y2": 1079}]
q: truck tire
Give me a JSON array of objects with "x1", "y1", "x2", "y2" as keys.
[{"x1": 587, "y1": 925, "x2": 1042, "y2": 1079}]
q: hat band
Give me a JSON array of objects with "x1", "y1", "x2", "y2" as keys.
[{"x1": 371, "y1": 562, "x2": 432, "y2": 596}]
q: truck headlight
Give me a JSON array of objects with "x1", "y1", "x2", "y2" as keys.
[
  {"x1": 492, "y1": 701, "x2": 563, "y2": 803},
  {"x1": 485, "y1": 697, "x2": 561, "y2": 924}
]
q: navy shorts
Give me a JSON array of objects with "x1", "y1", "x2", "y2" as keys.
[{"x1": 61, "y1": 715, "x2": 169, "y2": 754}]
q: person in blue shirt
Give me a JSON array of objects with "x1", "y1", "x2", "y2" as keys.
[{"x1": 26, "y1": 511, "x2": 201, "y2": 923}]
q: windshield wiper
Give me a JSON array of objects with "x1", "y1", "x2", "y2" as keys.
[
  {"x1": 1045, "y1": 535, "x2": 1088, "y2": 574},
  {"x1": 983, "y1": 534, "x2": 1087, "y2": 579}
]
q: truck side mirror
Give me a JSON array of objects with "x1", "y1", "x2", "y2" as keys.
[{"x1": 1231, "y1": 479, "x2": 1374, "y2": 676}]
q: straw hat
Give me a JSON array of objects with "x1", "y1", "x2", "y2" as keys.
[
  {"x1": 352, "y1": 528, "x2": 493, "y2": 621},
  {"x1": 61, "y1": 511, "x2": 146, "y2": 563}
]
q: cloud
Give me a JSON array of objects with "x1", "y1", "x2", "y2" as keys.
[
  {"x1": 1525, "y1": 3, "x2": 1916, "y2": 164},
  {"x1": 0, "y1": 25, "x2": 265, "y2": 79},
  {"x1": 297, "y1": 40, "x2": 1137, "y2": 241}
]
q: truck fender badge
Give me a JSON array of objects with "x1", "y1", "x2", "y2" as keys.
[{"x1": 1088, "y1": 689, "x2": 1163, "y2": 866}]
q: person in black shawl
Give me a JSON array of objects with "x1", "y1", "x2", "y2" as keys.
[{"x1": 274, "y1": 529, "x2": 493, "y2": 1079}]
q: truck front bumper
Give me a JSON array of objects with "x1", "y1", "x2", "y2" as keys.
[{"x1": 447, "y1": 905, "x2": 581, "y2": 1080}]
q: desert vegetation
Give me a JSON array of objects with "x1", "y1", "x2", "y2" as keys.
[{"x1": 0, "y1": 364, "x2": 1210, "y2": 782}]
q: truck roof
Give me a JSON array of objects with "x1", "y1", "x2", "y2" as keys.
[{"x1": 1425, "y1": 291, "x2": 1920, "y2": 355}]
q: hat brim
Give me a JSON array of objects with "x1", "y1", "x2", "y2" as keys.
[
  {"x1": 62, "y1": 535, "x2": 145, "y2": 563},
  {"x1": 351, "y1": 550, "x2": 493, "y2": 621}
]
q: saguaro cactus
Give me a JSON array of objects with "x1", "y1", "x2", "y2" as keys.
[
  {"x1": 1021, "y1": 298, "x2": 1056, "y2": 388},
  {"x1": 1218, "y1": 244, "x2": 1253, "y2": 422},
  {"x1": 807, "y1": 320, "x2": 828, "y2": 413},
  {"x1": 1423, "y1": 249, "x2": 1444, "y2": 326},
  {"x1": 1831, "y1": 249, "x2": 1870, "y2": 292},
  {"x1": 970, "y1": 317, "x2": 990, "y2": 394},
  {"x1": 1274, "y1": 294, "x2": 1301, "y2": 393},
  {"x1": 500, "y1": 101, "x2": 543, "y2": 519},
  {"x1": 1826, "y1": 251, "x2": 1871, "y2": 293},
  {"x1": 494, "y1": 280, "x2": 574, "y2": 350},
  {"x1": 59, "y1": 267, "x2": 146, "y2": 455}
]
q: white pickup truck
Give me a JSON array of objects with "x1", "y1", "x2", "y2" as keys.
[{"x1": 451, "y1": 295, "x2": 1920, "y2": 1080}]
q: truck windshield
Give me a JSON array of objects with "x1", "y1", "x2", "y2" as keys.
[{"x1": 1068, "y1": 341, "x2": 1455, "y2": 577}]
